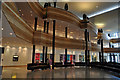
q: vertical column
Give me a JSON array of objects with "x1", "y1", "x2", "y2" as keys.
[
  {"x1": 113, "y1": 54, "x2": 115, "y2": 63},
  {"x1": 32, "y1": 17, "x2": 38, "y2": 64},
  {"x1": 0, "y1": 54, "x2": 1, "y2": 75},
  {"x1": 82, "y1": 14, "x2": 89, "y2": 66},
  {"x1": 42, "y1": 21, "x2": 46, "y2": 63},
  {"x1": 101, "y1": 39, "x2": 104, "y2": 64},
  {"x1": 98, "y1": 38, "x2": 101, "y2": 63},
  {"x1": 54, "y1": 2, "x2": 56, "y2": 8},
  {"x1": 52, "y1": 20, "x2": 56, "y2": 69},
  {"x1": 45, "y1": 22, "x2": 49, "y2": 63},
  {"x1": 87, "y1": 32, "x2": 90, "y2": 64},
  {"x1": 108, "y1": 34, "x2": 112, "y2": 62},
  {"x1": 85, "y1": 29, "x2": 88, "y2": 66},
  {"x1": 99, "y1": 52, "x2": 101, "y2": 63},
  {"x1": 109, "y1": 43, "x2": 112, "y2": 62},
  {"x1": 0, "y1": 1, "x2": 2, "y2": 77},
  {"x1": 65, "y1": 27, "x2": 67, "y2": 66}
]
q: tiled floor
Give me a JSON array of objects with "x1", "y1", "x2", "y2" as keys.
[{"x1": 1, "y1": 66, "x2": 120, "y2": 79}]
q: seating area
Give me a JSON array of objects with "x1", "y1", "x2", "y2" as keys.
[
  {"x1": 90, "y1": 62, "x2": 120, "y2": 73},
  {"x1": 27, "y1": 63, "x2": 50, "y2": 70}
]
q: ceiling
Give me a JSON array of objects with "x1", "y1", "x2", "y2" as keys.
[
  {"x1": 90, "y1": 9, "x2": 119, "y2": 34},
  {"x1": 40, "y1": 2, "x2": 119, "y2": 34},
  {"x1": 2, "y1": 2, "x2": 119, "y2": 48}
]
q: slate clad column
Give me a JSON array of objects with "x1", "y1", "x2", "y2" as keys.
[
  {"x1": 108, "y1": 34, "x2": 112, "y2": 62},
  {"x1": 82, "y1": 14, "x2": 89, "y2": 66},
  {"x1": 32, "y1": 17, "x2": 38, "y2": 63},
  {"x1": 65, "y1": 27, "x2": 67, "y2": 66},
  {"x1": 87, "y1": 32, "x2": 90, "y2": 64},
  {"x1": 42, "y1": 21, "x2": 46, "y2": 63},
  {"x1": 52, "y1": 20, "x2": 56, "y2": 69},
  {"x1": 101, "y1": 39, "x2": 104, "y2": 64},
  {"x1": 113, "y1": 54, "x2": 115, "y2": 63},
  {"x1": 85, "y1": 29, "x2": 88, "y2": 66},
  {"x1": 97, "y1": 38, "x2": 101, "y2": 63},
  {"x1": 45, "y1": 22, "x2": 49, "y2": 63}
]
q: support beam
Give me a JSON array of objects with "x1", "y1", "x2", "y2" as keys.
[
  {"x1": 109, "y1": 42, "x2": 112, "y2": 62},
  {"x1": 45, "y1": 22, "x2": 49, "y2": 63},
  {"x1": 42, "y1": 21, "x2": 47, "y2": 63},
  {"x1": 87, "y1": 32, "x2": 90, "y2": 64},
  {"x1": 52, "y1": 20, "x2": 56, "y2": 69},
  {"x1": 32, "y1": 17, "x2": 38, "y2": 64},
  {"x1": 85, "y1": 29, "x2": 88, "y2": 66},
  {"x1": 99, "y1": 52, "x2": 101, "y2": 63},
  {"x1": 101, "y1": 39, "x2": 104, "y2": 64},
  {"x1": 65, "y1": 27, "x2": 67, "y2": 66},
  {"x1": 110, "y1": 53, "x2": 112, "y2": 62},
  {"x1": 54, "y1": 2, "x2": 56, "y2": 8},
  {"x1": 32, "y1": 45, "x2": 35, "y2": 63},
  {"x1": 113, "y1": 54, "x2": 115, "y2": 63}
]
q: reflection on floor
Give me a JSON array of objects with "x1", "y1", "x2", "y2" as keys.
[{"x1": 1, "y1": 66, "x2": 120, "y2": 79}]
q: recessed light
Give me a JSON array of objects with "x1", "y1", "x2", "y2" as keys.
[
  {"x1": 70, "y1": 32, "x2": 73, "y2": 34},
  {"x1": 19, "y1": 10, "x2": 21, "y2": 12},
  {"x1": 96, "y1": 6, "x2": 99, "y2": 8},
  {"x1": 30, "y1": 11, "x2": 32, "y2": 13},
  {"x1": 10, "y1": 33, "x2": 13, "y2": 35},
  {"x1": 105, "y1": 29, "x2": 111, "y2": 31},
  {"x1": 95, "y1": 23, "x2": 105, "y2": 29},
  {"x1": 1, "y1": 28, "x2": 3, "y2": 31}
]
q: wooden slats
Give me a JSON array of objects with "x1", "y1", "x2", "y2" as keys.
[
  {"x1": 2, "y1": 2, "x2": 33, "y2": 43},
  {"x1": 104, "y1": 48, "x2": 120, "y2": 53},
  {"x1": 34, "y1": 31, "x2": 101, "y2": 52}
]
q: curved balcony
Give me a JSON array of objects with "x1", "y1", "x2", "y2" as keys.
[
  {"x1": 104, "y1": 48, "x2": 120, "y2": 53},
  {"x1": 2, "y1": 2, "x2": 100, "y2": 52},
  {"x1": 110, "y1": 38, "x2": 120, "y2": 43}
]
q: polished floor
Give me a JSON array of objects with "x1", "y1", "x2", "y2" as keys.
[{"x1": 1, "y1": 66, "x2": 120, "y2": 79}]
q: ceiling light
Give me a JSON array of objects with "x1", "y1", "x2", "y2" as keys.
[
  {"x1": 70, "y1": 32, "x2": 73, "y2": 34},
  {"x1": 95, "y1": 23, "x2": 104, "y2": 29},
  {"x1": 1, "y1": 28, "x2": 3, "y2": 31},
  {"x1": 31, "y1": 14, "x2": 33, "y2": 16},
  {"x1": 105, "y1": 29, "x2": 111, "y2": 31},
  {"x1": 10, "y1": 33, "x2": 13, "y2": 35},
  {"x1": 96, "y1": 6, "x2": 99, "y2": 8},
  {"x1": 88, "y1": 5, "x2": 119, "y2": 18},
  {"x1": 19, "y1": 10, "x2": 21, "y2": 12},
  {"x1": 30, "y1": 11, "x2": 32, "y2": 13},
  {"x1": 22, "y1": 14, "x2": 24, "y2": 16}
]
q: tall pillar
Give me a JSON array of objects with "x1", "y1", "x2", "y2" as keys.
[
  {"x1": 65, "y1": 27, "x2": 67, "y2": 65},
  {"x1": 113, "y1": 54, "x2": 115, "y2": 63},
  {"x1": 108, "y1": 34, "x2": 112, "y2": 62},
  {"x1": 99, "y1": 52, "x2": 101, "y2": 62},
  {"x1": 45, "y1": 22, "x2": 49, "y2": 63},
  {"x1": 85, "y1": 29, "x2": 88, "y2": 66},
  {"x1": 32, "y1": 17, "x2": 38, "y2": 64},
  {"x1": 52, "y1": 20, "x2": 56, "y2": 69},
  {"x1": 42, "y1": 21, "x2": 46, "y2": 63},
  {"x1": 54, "y1": 2, "x2": 56, "y2": 8},
  {"x1": 101, "y1": 39, "x2": 104, "y2": 64},
  {"x1": 98, "y1": 39, "x2": 101, "y2": 63},
  {"x1": 109, "y1": 43, "x2": 112, "y2": 62},
  {"x1": 82, "y1": 14, "x2": 89, "y2": 66},
  {"x1": 87, "y1": 32, "x2": 90, "y2": 64},
  {"x1": 0, "y1": 48, "x2": 2, "y2": 76}
]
